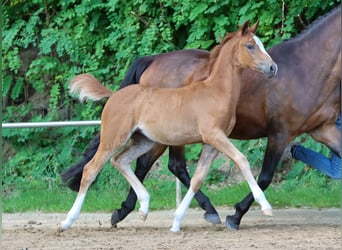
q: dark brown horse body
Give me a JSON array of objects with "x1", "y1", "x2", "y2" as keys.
[{"x1": 62, "y1": 7, "x2": 341, "y2": 229}]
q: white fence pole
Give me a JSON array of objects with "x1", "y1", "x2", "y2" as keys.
[{"x1": 2, "y1": 121, "x2": 101, "y2": 128}]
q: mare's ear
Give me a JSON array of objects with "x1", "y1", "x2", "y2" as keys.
[
  {"x1": 239, "y1": 20, "x2": 250, "y2": 35},
  {"x1": 250, "y1": 20, "x2": 259, "y2": 33}
]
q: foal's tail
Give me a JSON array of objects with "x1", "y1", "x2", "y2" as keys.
[
  {"x1": 69, "y1": 73, "x2": 113, "y2": 102},
  {"x1": 61, "y1": 56, "x2": 155, "y2": 191}
]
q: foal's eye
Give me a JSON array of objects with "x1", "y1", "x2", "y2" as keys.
[{"x1": 247, "y1": 44, "x2": 254, "y2": 50}]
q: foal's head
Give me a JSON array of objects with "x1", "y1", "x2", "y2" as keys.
[{"x1": 234, "y1": 20, "x2": 277, "y2": 78}]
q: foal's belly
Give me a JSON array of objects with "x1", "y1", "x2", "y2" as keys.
[{"x1": 138, "y1": 123, "x2": 202, "y2": 146}]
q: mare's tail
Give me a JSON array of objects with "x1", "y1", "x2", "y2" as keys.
[
  {"x1": 119, "y1": 55, "x2": 155, "y2": 88},
  {"x1": 61, "y1": 55, "x2": 155, "y2": 191}
]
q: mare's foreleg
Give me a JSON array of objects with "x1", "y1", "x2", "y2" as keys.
[
  {"x1": 59, "y1": 145, "x2": 112, "y2": 231},
  {"x1": 171, "y1": 144, "x2": 218, "y2": 232},
  {"x1": 232, "y1": 117, "x2": 342, "y2": 230},
  {"x1": 226, "y1": 135, "x2": 287, "y2": 230},
  {"x1": 111, "y1": 144, "x2": 167, "y2": 226},
  {"x1": 168, "y1": 146, "x2": 221, "y2": 224},
  {"x1": 112, "y1": 136, "x2": 157, "y2": 221}
]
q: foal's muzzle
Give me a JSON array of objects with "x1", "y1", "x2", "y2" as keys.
[{"x1": 263, "y1": 63, "x2": 278, "y2": 78}]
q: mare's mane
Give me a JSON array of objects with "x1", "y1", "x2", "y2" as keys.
[{"x1": 285, "y1": 6, "x2": 340, "y2": 42}]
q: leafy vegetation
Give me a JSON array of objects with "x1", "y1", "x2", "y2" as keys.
[{"x1": 2, "y1": 1, "x2": 341, "y2": 211}]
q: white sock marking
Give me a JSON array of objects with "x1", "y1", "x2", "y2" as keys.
[{"x1": 171, "y1": 188, "x2": 195, "y2": 232}]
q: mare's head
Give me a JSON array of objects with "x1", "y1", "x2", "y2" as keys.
[{"x1": 234, "y1": 20, "x2": 277, "y2": 78}]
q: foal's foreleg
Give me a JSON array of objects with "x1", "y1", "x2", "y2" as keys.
[
  {"x1": 112, "y1": 136, "x2": 157, "y2": 221},
  {"x1": 227, "y1": 136, "x2": 285, "y2": 230},
  {"x1": 210, "y1": 133, "x2": 272, "y2": 215},
  {"x1": 171, "y1": 144, "x2": 218, "y2": 232},
  {"x1": 168, "y1": 146, "x2": 221, "y2": 224},
  {"x1": 59, "y1": 146, "x2": 111, "y2": 231}
]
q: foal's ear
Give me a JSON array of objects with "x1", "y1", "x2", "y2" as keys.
[
  {"x1": 250, "y1": 20, "x2": 259, "y2": 34},
  {"x1": 239, "y1": 20, "x2": 250, "y2": 35}
]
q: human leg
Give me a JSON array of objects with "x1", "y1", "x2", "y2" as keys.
[{"x1": 292, "y1": 145, "x2": 341, "y2": 179}]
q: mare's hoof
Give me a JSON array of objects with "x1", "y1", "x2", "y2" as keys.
[
  {"x1": 204, "y1": 212, "x2": 222, "y2": 224},
  {"x1": 111, "y1": 210, "x2": 120, "y2": 226},
  {"x1": 225, "y1": 215, "x2": 239, "y2": 230},
  {"x1": 262, "y1": 209, "x2": 273, "y2": 216}
]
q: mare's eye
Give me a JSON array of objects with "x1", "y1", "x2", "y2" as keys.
[{"x1": 247, "y1": 44, "x2": 254, "y2": 50}]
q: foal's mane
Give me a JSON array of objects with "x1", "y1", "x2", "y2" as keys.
[{"x1": 207, "y1": 31, "x2": 237, "y2": 73}]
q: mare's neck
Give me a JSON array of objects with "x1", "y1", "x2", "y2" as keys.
[{"x1": 274, "y1": 8, "x2": 340, "y2": 64}]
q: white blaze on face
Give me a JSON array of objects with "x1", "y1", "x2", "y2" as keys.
[{"x1": 253, "y1": 35, "x2": 272, "y2": 60}]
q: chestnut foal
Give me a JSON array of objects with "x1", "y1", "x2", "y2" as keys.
[{"x1": 60, "y1": 21, "x2": 277, "y2": 232}]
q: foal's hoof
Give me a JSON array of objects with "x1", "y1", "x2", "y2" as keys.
[
  {"x1": 170, "y1": 227, "x2": 180, "y2": 233},
  {"x1": 57, "y1": 224, "x2": 65, "y2": 233},
  {"x1": 138, "y1": 211, "x2": 148, "y2": 221},
  {"x1": 262, "y1": 209, "x2": 273, "y2": 216},
  {"x1": 225, "y1": 216, "x2": 239, "y2": 230},
  {"x1": 111, "y1": 210, "x2": 120, "y2": 226},
  {"x1": 204, "y1": 212, "x2": 222, "y2": 224}
]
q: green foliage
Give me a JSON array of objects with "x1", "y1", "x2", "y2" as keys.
[{"x1": 2, "y1": 1, "x2": 340, "y2": 196}]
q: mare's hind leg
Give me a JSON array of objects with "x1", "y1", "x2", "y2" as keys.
[
  {"x1": 111, "y1": 144, "x2": 167, "y2": 226},
  {"x1": 59, "y1": 144, "x2": 112, "y2": 231},
  {"x1": 168, "y1": 146, "x2": 221, "y2": 224},
  {"x1": 171, "y1": 144, "x2": 218, "y2": 232},
  {"x1": 111, "y1": 135, "x2": 157, "y2": 221}
]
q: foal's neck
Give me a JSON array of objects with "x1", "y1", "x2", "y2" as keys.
[{"x1": 205, "y1": 38, "x2": 243, "y2": 92}]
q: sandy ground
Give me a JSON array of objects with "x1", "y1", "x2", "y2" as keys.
[{"x1": 2, "y1": 207, "x2": 341, "y2": 250}]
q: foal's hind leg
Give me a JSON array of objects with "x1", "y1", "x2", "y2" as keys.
[
  {"x1": 111, "y1": 135, "x2": 157, "y2": 221},
  {"x1": 111, "y1": 144, "x2": 167, "y2": 226},
  {"x1": 59, "y1": 144, "x2": 112, "y2": 231}
]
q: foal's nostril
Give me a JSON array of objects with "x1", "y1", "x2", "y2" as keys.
[
  {"x1": 264, "y1": 64, "x2": 277, "y2": 78},
  {"x1": 270, "y1": 64, "x2": 278, "y2": 75}
]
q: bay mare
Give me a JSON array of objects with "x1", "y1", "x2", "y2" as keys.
[
  {"x1": 62, "y1": 7, "x2": 341, "y2": 230},
  {"x1": 60, "y1": 22, "x2": 277, "y2": 232}
]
